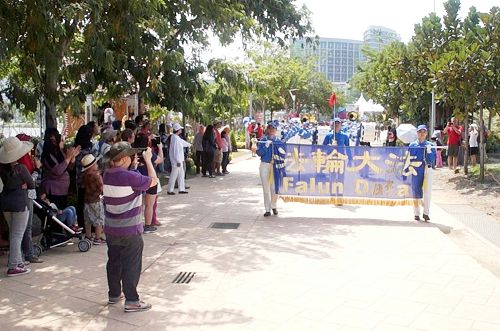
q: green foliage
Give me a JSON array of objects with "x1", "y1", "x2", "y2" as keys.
[
  {"x1": 0, "y1": 0, "x2": 312, "y2": 128},
  {"x1": 230, "y1": 131, "x2": 238, "y2": 152},
  {"x1": 352, "y1": 0, "x2": 500, "y2": 126}
]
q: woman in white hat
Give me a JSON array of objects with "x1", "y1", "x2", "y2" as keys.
[{"x1": 0, "y1": 137, "x2": 36, "y2": 276}]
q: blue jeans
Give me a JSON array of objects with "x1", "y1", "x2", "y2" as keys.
[
  {"x1": 4, "y1": 210, "x2": 29, "y2": 269},
  {"x1": 58, "y1": 206, "x2": 77, "y2": 227}
]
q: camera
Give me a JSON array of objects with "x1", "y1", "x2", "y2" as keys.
[{"x1": 152, "y1": 136, "x2": 161, "y2": 145}]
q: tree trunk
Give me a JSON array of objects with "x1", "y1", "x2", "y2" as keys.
[
  {"x1": 488, "y1": 110, "x2": 492, "y2": 131},
  {"x1": 138, "y1": 82, "x2": 147, "y2": 115},
  {"x1": 463, "y1": 110, "x2": 469, "y2": 175},
  {"x1": 43, "y1": 68, "x2": 59, "y2": 129},
  {"x1": 479, "y1": 107, "x2": 485, "y2": 182}
]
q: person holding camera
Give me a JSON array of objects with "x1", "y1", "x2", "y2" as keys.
[
  {"x1": 167, "y1": 123, "x2": 191, "y2": 195},
  {"x1": 133, "y1": 133, "x2": 163, "y2": 233},
  {"x1": 444, "y1": 117, "x2": 463, "y2": 174},
  {"x1": 103, "y1": 142, "x2": 157, "y2": 312}
]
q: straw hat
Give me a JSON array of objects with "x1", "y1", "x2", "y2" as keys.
[
  {"x1": 0, "y1": 137, "x2": 34, "y2": 164},
  {"x1": 81, "y1": 154, "x2": 102, "y2": 172}
]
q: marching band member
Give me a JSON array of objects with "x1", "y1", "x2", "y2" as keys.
[
  {"x1": 257, "y1": 122, "x2": 280, "y2": 217},
  {"x1": 322, "y1": 118, "x2": 350, "y2": 147},
  {"x1": 410, "y1": 125, "x2": 436, "y2": 222}
]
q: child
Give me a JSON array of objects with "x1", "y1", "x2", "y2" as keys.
[
  {"x1": 81, "y1": 154, "x2": 105, "y2": 245},
  {"x1": 39, "y1": 192, "x2": 79, "y2": 232},
  {"x1": 251, "y1": 134, "x2": 258, "y2": 157}
]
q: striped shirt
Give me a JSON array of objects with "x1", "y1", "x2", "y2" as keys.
[{"x1": 102, "y1": 167, "x2": 152, "y2": 236}]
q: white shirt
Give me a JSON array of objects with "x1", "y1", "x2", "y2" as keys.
[
  {"x1": 469, "y1": 131, "x2": 478, "y2": 148},
  {"x1": 169, "y1": 134, "x2": 192, "y2": 164}
]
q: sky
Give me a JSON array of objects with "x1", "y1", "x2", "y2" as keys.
[{"x1": 204, "y1": 0, "x2": 499, "y2": 61}]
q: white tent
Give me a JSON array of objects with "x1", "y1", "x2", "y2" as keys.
[{"x1": 354, "y1": 94, "x2": 385, "y2": 114}]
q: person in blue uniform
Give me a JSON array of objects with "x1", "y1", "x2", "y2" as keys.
[
  {"x1": 322, "y1": 118, "x2": 350, "y2": 147},
  {"x1": 256, "y1": 122, "x2": 281, "y2": 217},
  {"x1": 410, "y1": 125, "x2": 436, "y2": 222}
]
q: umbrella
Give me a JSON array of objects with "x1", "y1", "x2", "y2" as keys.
[{"x1": 396, "y1": 124, "x2": 417, "y2": 144}]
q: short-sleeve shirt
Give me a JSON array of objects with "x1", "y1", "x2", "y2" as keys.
[
  {"x1": 83, "y1": 170, "x2": 103, "y2": 204},
  {"x1": 102, "y1": 167, "x2": 152, "y2": 236},
  {"x1": 137, "y1": 153, "x2": 157, "y2": 176},
  {"x1": 446, "y1": 126, "x2": 463, "y2": 145}
]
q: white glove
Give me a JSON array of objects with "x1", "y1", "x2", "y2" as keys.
[
  {"x1": 426, "y1": 145, "x2": 432, "y2": 154},
  {"x1": 265, "y1": 140, "x2": 272, "y2": 148}
]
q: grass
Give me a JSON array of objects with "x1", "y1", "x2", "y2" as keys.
[{"x1": 469, "y1": 163, "x2": 500, "y2": 177}]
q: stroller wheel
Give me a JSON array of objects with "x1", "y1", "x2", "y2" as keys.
[
  {"x1": 33, "y1": 244, "x2": 43, "y2": 257},
  {"x1": 85, "y1": 238, "x2": 93, "y2": 247},
  {"x1": 78, "y1": 240, "x2": 91, "y2": 253}
]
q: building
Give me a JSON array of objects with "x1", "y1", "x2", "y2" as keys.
[
  {"x1": 291, "y1": 26, "x2": 400, "y2": 88},
  {"x1": 291, "y1": 37, "x2": 364, "y2": 85},
  {"x1": 363, "y1": 26, "x2": 401, "y2": 52}
]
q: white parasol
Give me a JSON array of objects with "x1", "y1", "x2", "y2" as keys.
[{"x1": 396, "y1": 124, "x2": 418, "y2": 144}]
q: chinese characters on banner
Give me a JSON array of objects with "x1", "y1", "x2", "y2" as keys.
[{"x1": 271, "y1": 144, "x2": 426, "y2": 206}]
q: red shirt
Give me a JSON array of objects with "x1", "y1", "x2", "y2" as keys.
[
  {"x1": 256, "y1": 127, "x2": 264, "y2": 139},
  {"x1": 445, "y1": 126, "x2": 463, "y2": 145},
  {"x1": 247, "y1": 124, "x2": 254, "y2": 134}
]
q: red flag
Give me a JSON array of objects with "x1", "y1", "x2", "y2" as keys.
[{"x1": 328, "y1": 93, "x2": 337, "y2": 108}]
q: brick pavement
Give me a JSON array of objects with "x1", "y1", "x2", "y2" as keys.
[{"x1": 1, "y1": 151, "x2": 500, "y2": 331}]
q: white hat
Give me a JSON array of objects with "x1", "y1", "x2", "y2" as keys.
[
  {"x1": 0, "y1": 137, "x2": 34, "y2": 164},
  {"x1": 172, "y1": 123, "x2": 183, "y2": 132},
  {"x1": 81, "y1": 154, "x2": 102, "y2": 171}
]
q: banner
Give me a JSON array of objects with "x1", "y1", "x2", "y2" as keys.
[{"x1": 272, "y1": 144, "x2": 426, "y2": 206}]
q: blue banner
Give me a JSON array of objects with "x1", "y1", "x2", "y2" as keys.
[{"x1": 272, "y1": 144, "x2": 426, "y2": 206}]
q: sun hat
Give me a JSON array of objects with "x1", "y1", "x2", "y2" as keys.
[
  {"x1": 106, "y1": 142, "x2": 141, "y2": 161},
  {"x1": 0, "y1": 137, "x2": 34, "y2": 164},
  {"x1": 417, "y1": 125, "x2": 428, "y2": 132},
  {"x1": 172, "y1": 123, "x2": 183, "y2": 132},
  {"x1": 81, "y1": 154, "x2": 102, "y2": 171}
]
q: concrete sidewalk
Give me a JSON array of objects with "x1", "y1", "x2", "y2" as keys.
[{"x1": 2, "y1": 151, "x2": 500, "y2": 331}]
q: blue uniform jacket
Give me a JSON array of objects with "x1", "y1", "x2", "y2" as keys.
[
  {"x1": 256, "y1": 136, "x2": 280, "y2": 163},
  {"x1": 322, "y1": 131, "x2": 350, "y2": 147},
  {"x1": 409, "y1": 140, "x2": 437, "y2": 167}
]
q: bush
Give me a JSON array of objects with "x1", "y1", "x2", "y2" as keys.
[
  {"x1": 486, "y1": 132, "x2": 500, "y2": 154},
  {"x1": 230, "y1": 131, "x2": 238, "y2": 152},
  {"x1": 236, "y1": 141, "x2": 246, "y2": 150}
]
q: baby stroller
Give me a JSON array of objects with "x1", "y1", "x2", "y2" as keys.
[{"x1": 32, "y1": 199, "x2": 92, "y2": 257}]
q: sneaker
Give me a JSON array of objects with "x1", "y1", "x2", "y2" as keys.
[
  {"x1": 7, "y1": 266, "x2": 31, "y2": 277},
  {"x1": 223, "y1": 171, "x2": 230, "y2": 175},
  {"x1": 26, "y1": 256, "x2": 44, "y2": 263},
  {"x1": 272, "y1": 208, "x2": 278, "y2": 216},
  {"x1": 144, "y1": 225, "x2": 157, "y2": 234},
  {"x1": 108, "y1": 295, "x2": 124, "y2": 305},
  {"x1": 179, "y1": 191, "x2": 188, "y2": 194},
  {"x1": 414, "y1": 216, "x2": 421, "y2": 221},
  {"x1": 263, "y1": 212, "x2": 271, "y2": 217},
  {"x1": 124, "y1": 301, "x2": 152, "y2": 313},
  {"x1": 167, "y1": 192, "x2": 175, "y2": 195},
  {"x1": 423, "y1": 214, "x2": 430, "y2": 222},
  {"x1": 93, "y1": 238, "x2": 106, "y2": 245}
]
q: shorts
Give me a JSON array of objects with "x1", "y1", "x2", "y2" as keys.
[
  {"x1": 447, "y1": 143, "x2": 460, "y2": 157},
  {"x1": 470, "y1": 147, "x2": 479, "y2": 155},
  {"x1": 146, "y1": 184, "x2": 158, "y2": 195},
  {"x1": 84, "y1": 201, "x2": 104, "y2": 226}
]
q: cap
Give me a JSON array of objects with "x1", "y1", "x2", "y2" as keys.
[
  {"x1": 106, "y1": 142, "x2": 141, "y2": 161},
  {"x1": 172, "y1": 123, "x2": 183, "y2": 132},
  {"x1": 332, "y1": 117, "x2": 341, "y2": 123},
  {"x1": 417, "y1": 125, "x2": 428, "y2": 132},
  {"x1": 267, "y1": 121, "x2": 277, "y2": 129}
]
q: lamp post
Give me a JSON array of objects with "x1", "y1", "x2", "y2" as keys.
[{"x1": 288, "y1": 89, "x2": 298, "y2": 117}]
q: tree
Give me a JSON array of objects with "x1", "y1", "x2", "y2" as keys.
[
  {"x1": 0, "y1": 0, "x2": 312, "y2": 128},
  {"x1": 0, "y1": 1, "x2": 101, "y2": 128}
]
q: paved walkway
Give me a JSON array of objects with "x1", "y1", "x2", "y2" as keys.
[{"x1": 2, "y1": 152, "x2": 500, "y2": 331}]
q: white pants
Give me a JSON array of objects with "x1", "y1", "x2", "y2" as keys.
[
  {"x1": 414, "y1": 167, "x2": 432, "y2": 216},
  {"x1": 168, "y1": 163, "x2": 185, "y2": 192},
  {"x1": 259, "y1": 162, "x2": 278, "y2": 212}
]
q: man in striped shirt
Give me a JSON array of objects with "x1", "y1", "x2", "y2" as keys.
[{"x1": 103, "y1": 142, "x2": 158, "y2": 313}]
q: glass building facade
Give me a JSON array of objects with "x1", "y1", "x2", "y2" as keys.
[{"x1": 291, "y1": 26, "x2": 400, "y2": 85}]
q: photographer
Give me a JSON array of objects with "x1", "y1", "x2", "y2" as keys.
[
  {"x1": 133, "y1": 133, "x2": 163, "y2": 232},
  {"x1": 444, "y1": 117, "x2": 463, "y2": 174},
  {"x1": 103, "y1": 142, "x2": 157, "y2": 312}
]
